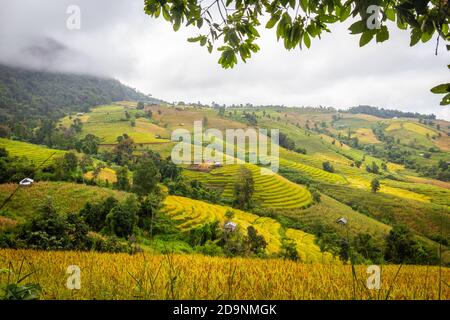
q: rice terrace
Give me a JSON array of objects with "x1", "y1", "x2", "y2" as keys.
[{"x1": 0, "y1": 0, "x2": 449, "y2": 309}]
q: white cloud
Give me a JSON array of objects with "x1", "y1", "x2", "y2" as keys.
[{"x1": 0, "y1": 0, "x2": 448, "y2": 119}]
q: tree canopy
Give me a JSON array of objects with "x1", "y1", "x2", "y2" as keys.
[{"x1": 143, "y1": 0, "x2": 449, "y2": 104}]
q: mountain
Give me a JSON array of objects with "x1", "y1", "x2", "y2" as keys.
[{"x1": 0, "y1": 64, "x2": 160, "y2": 129}]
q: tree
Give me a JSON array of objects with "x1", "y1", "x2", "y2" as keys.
[
  {"x1": 132, "y1": 158, "x2": 161, "y2": 196},
  {"x1": 322, "y1": 161, "x2": 334, "y2": 173},
  {"x1": 384, "y1": 225, "x2": 432, "y2": 264},
  {"x1": 233, "y1": 166, "x2": 254, "y2": 209},
  {"x1": 113, "y1": 134, "x2": 135, "y2": 165},
  {"x1": 246, "y1": 226, "x2": 267, "y2": 255},
  {"x1": 143, "y1": 0, "x2": 449, "y2": 104},
  {"x1": 106, "y1": 196, "x2": 139, "y2": 237},
  {"x1": 114, "y1": 167, "x2": 131, "y2": 191},
  {"x1": 137, "y1": 101, "x2": 145, "y2": 109},
  {"x1": 279, "y1": 238, "x2": 299, "y2": 261},
  {"x1": 80, "y1": 196, "x2": 119, "y2": 231},
  {"x1": 371, "y1": 178, "x2": 380, "y2": 193},
  {"x1": 352, "y1": 233, "x2": 383, "y2": 263},
  {"x1": 63, "y1": 152, "x2": 78, "y2": 173},
  {"x1": 138, "y1": 193, "x2": 165, "y2": 233},
  {"x1": 79, "y1": 134, "x2": 101, "y2": 155}
]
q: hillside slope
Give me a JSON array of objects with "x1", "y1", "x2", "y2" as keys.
[{"x1": 0, "y1": 64, "x2": 160, "y2": 126}]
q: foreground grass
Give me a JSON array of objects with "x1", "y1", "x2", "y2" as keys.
[{"x1": 0, "y1": 249, "x2": 449, "y2": 300}]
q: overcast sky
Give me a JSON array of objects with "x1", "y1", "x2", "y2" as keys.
[{"x1": 0, "y1": 0, "x2": 448, "y2": 120}]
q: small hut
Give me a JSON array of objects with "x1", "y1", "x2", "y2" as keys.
[
  {"x1": 19, "y1": 178, "x2": 34, "y2": 187},
  {"x1": 224, "y1": 222, "x2": 237, "y2": 232}
]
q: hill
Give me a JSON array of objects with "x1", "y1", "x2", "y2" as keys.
[
  {"x1": 0, "y1": 64, "x2": 160, "y2": 130},
  {"x1": 0, "y1": 181, "x2": 332, "y2": 262},
  {"x1": 0, "y1": 138, "x2": 65, "y2": 164}
]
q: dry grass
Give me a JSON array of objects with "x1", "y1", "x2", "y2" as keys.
[{"x1": 0, "y1": 249, "x2": 448, "y2": 300}]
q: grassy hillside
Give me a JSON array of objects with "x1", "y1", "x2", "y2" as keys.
[
  {"x1": 60, "y1": 104, "x2": 171, "y2": 145},
  {"x1": 183, "y1": 164, "x2": 312, "y2": 209},
  {"x1": 0, "y1": 181, "x2": 330, "y2": 262},
  {"x1": 0, "y1": 64, "x2": 157, "y2": 126},
  {"x1": 318, "y1": 183, "x2": 450, "y2": 242},
  {"x1": 164, "y1": 196, "x2": 334, "y2": 262},
  {"x1": 0, "y1": 138, "x2": 65, "y2": 164},
  {"x1": 0, "y1": 182, "x2": 128, "y2": 221}
]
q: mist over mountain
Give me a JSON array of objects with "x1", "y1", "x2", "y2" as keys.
[{"x1": 0, "y1": 64, "x2": 159, "y2": 129}]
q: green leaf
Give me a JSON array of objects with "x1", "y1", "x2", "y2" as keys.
[
  {"x1": 248, "y1": 25, "x2": 260, "y2": 37},
  {"x1": 420, "y1": 30, "x2": 433, "y2": 43},
  {"x1": 430, "y1": 83, "x2": 450, "y2": 94},
  {"x1": 162, "y1": 6, "x2": 171, "y2": 22},
  {"x1": 376, "y1": 26, "x2": 389, "y2": 43},
  {"x1": 289, "y1": 0, "x2": 296, "y2": 9},
  {"x1": 266, "y1": 15, "x2": 280, "y2": 29},
  {"x1": 320, "y1": 15, "x2": 339, "y2": 23},
  {"x1": 339, "y1": 5, "x2": 351, "y2": 22},
  {"x1": 385, "y1": 8, "x2": 395, "y2": 22},
  {"x1": 300, "y1": 0, "x2": 308, "y2": 12},
  {"x1": 303, "y1": 32, "x2": 311, "y2": 48},
  {"x1": 349, "y1": 20, "x2": 366, "y2": 34},
  {"x1": 396, "y1": 12, "x2": 408, "y2": 30},
  {"x1": 359, "y1": 31, "x2": 374, "y2": 47},
  {"x1": 410, "y1": 28, "x2": 421, "y2": 46},
  {"x1": 440, "y1": 93, "x2": 450, "y2": 105},
  {"x1": 187, "y1": 36, "x2": 203, "y2": 43}
]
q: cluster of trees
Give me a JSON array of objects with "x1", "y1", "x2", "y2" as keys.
[
  {"x1": 0, "y1": 64, "x2": 155, "y2": 140},
  {"x1": 0, "y1": 148, "x2": 35, "y2": 183},
  {"x1": 314, "y1": 224, "x2": 439, "y2": 265},
  {"x1": 188, "y1": 218, "x2": 268, "y2": 258},
  {"x1": 348, "y1": 106, "x2": 435, "y2": 120}
]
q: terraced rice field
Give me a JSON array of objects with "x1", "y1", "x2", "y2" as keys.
[
  {"x1": 386, "y1": 121, "x2": 437, "y2": 139},
  {"x1": 163, "y1": 196, "x2": 334, "y2": 262},
  {"x1": 61, "y1": 105, "x2": 170, "y2": 144},
  {"x1": 184, "y1": 164, "x2": 312, "y2": 209},
  {"x1": 280, "y1": 159, "x2": 347, "y2": 184},
  {"x1": 0, "y1": 138, "x2": 65, "y2": 164},
  {"x1": 346, "y1": 177, "x2": 431, "y2": 203}
]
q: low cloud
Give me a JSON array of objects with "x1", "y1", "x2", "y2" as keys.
[{"x1": 0, "y1": 0, "x2": 448, "y2": 119}]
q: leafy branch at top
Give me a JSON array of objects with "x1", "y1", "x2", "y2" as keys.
[{"x1": 143, "y1": 0, "x2": 450, "y2": 103}]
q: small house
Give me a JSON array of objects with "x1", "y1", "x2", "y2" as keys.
[
  {"x1": 19, "y1": 178, "x2": 34, "y2": 186},
  {"x1": 224, "y1": 222, "x2": 237, "y2": 232},
  {"x1": 76, "y1": 112, "x2": 84, "y2": 117},
  {"x1": 336, "y1": 217, "x2": 348, "y2": 225}
]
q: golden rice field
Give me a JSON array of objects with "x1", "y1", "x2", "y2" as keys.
[
  {"x1": 353, "y1": 128, "x2": 381, "y2": 144},
  {"x1": 386, "y1": 121, "x2": 437, "y2": 137},
  {"x1": 60, "y1": 105, "x2": 170, "y2": 144},
  {"x1": 84, "y1": 167, "x2": 117, "y2": 183},
  {"x1": 164, "y1": 196, "x2": 334, "y2": 263},
  {"x1": 280, "y1": 159, "x2": 347, "y2": 184},
  {"x1": 0, "y1": 138, "x2": 65, "y2": 164},
  {"x1": 0, "y1": 249, "x2": 448, "y2": 300},
  {"x1": 183, "y1": 164, "x2": 312, "y2": 209},
  {"x1": 346, "y1": 177, "x2": 431, "y2": 203}
]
